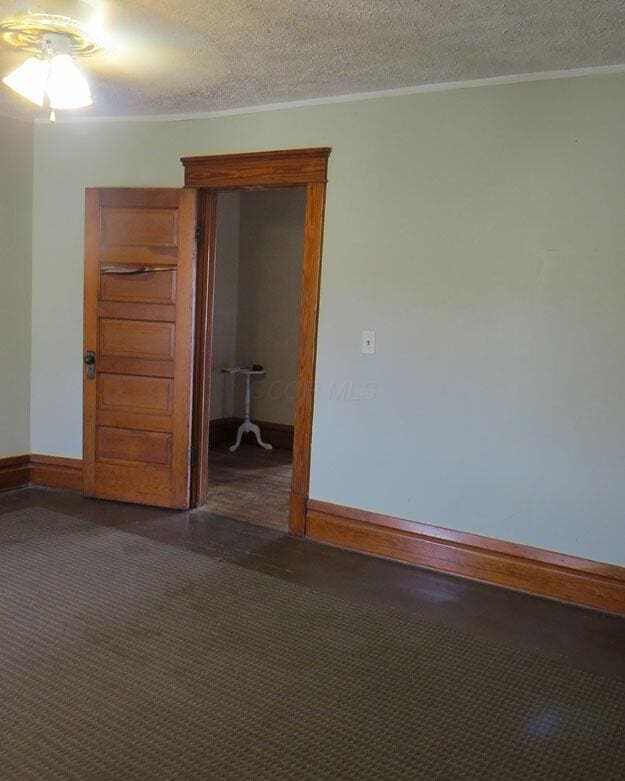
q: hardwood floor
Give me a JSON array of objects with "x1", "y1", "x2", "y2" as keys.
[
  {"x1": 0, "y1": 486, "x2": 623, "y2": 684},
  {"x1": 203, "y1": 444, "x2": 292, "y2": 530}
]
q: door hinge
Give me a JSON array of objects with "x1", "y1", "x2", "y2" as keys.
[
  {"x1": 195, "y1": 225, "x2": 202, "y2": 244},
  {"x1": 190, "y1": 446, "x2": 197, "y2": 466}
]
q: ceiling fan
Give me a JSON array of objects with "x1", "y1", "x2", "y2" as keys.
[
  {"x1": 0, "y1": 1, "x2": 226, "y2": 120},
  {"x1": 0, "y1": 1, "x2": 107, "y2": 120}
]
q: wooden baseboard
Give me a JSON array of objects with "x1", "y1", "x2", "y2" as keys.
[
  {"x1": 0, "y1": 455, "x2": 31, "y2": 492},
  {"x1": 209, "y1": 417, "x2": 240, "y2": 446},
  {"x1": 0, "y1": 454, "x2": 83, "y2": 494},
  {"x1": 256, "y1": 420, "x2": 294, "y2": 451},
  {"x1": 306, "y1": 500, "x2": 625, "y2": 617},
  {"x1": 210, "y1": 417, "x2": 294, "y2": 450},
  {"x1": 30, "y1": 455, "x2": 83, "y2": 492},
  {"x1": 11, "y1": 452, "x2": 622, "y2": 616}
]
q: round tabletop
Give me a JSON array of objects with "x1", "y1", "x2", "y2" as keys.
[{"x1": 220, "y1": 367, "x2": 266, "y2": 376}]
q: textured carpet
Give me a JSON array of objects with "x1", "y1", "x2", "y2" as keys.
[{"x1": 0, "y1": 508, "x2": 624, "y2": 780}]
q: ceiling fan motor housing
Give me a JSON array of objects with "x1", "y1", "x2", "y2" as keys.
[{"x1": 42, "y1": 32, "x2": 73, "y2": 57}]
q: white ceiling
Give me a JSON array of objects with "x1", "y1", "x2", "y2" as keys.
[{"x1": 1, "y1": 0, "x2": 624, "y2": 119}]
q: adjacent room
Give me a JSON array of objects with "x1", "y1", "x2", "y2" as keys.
[
  {"x1": 206, "y1": 188, "x2": 306, "y2": 530},
  {"x1": 0, "y1": 1, "x2": 624, "y2": 778}
]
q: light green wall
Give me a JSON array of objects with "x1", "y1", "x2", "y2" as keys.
[
  {"x1": 31, "y1": 73, "x2": 625, "y2": 564},
  {"x1": 0, "y1": 116, "x2": 32, "y2": 458}
]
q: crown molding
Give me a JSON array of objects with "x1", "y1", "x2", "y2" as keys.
[{"x1": 26, "y1": 62, "x2": 625, "y2": 127}]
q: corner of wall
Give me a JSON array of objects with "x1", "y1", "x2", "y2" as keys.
[{"x1": 0, "y1": 115, "x2": 34, "y2": 458}]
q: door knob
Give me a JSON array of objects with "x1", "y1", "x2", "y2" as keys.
[{"x1": 84, "y1": 350, "x2": 96, "y2": 379}]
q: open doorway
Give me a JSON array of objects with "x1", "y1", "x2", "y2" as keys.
[
  {"x1": 185, "y1": 148, "x2": 330, "y2": 535},
  {"x1": 203, "y1": 188, "x2": 306, "y2": 530}
]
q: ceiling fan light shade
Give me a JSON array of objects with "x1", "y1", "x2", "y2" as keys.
[
  {"x1": 46, "y1": 53, "x2": 92, "y2": 109},
  {"x1": 2, "y1": 56, "x2": 50, "y2": 106}
]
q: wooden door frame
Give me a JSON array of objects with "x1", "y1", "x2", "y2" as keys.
[{"x1": 182, "y1": 148, "x2": 331, "y2": 535}]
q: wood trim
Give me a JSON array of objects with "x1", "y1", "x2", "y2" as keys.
[
  {"x1": 209, "y1": 418, "x2": 294, "y2": 450},
  {"x1": 253, "y1": 421, "x2": 293, "y2": 451},
  {"x1": 289, "y1": 181, "x2": 327, "y2": 535},
  {"x1": 30, "y1": 455, "x2": 83, "y2": 492},
  {"x1": 0, "y1": 455, "x2": 30, "y2": 492},
  {"x1": 188, "y1": 148, "x2": 330, "y2": 535},
  {"x1": 306, "y1": 499, "x2": 625, "y2": 617},
  {"x1": 190, "y1": 191, "x2": 217, "y2": 507},
  {"x1": 0, "y1": 455, "x2": 83, "y2": 493},
  {"x1": 170, "y1": 188, "x2": 198, "y2": 508},
  {"x1": 208, "y1": 417, "x2": 239, "y2": 447},
  {"x1": 82, "y1": 188, "x2": 99, "y2": 496},
  {"x1": 182, "y1": 148, "x2": 330, "y2": 189}
]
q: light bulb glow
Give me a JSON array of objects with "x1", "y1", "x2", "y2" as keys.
[
  {"x1": 46, "y1": 54, "x2": 92, "y2": 109},
  {"x1": 2, "y1": 57, "x2": 50, "y2": 106}
]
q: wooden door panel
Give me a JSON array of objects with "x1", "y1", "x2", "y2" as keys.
[
  {"x1": 84, "y1": 187, "x2": 197, "y2": 508},
  {"x1": 99, "y1": 319, "x2": 175, "y2": 361},
  {"x1": 99, "y1": 188, "x2": 180, "y2": 209},
  {"x1": 100, "y1": 207, "x2": 179, "y2": 247},
  {"x1": 97, "y1": 374, "x2": 174, "y2": 414},
  {"x1": 97, "y1": 410, "x2": 173, "y2": 434},
  {"x1": 93, "y1": 462, "x2": 173, "y2": 505},
  {"x1": 98, "y1": 301, "x2": 177, "y2": 323},
  {"x1": 100, "y1": 268, "x2": 177, "y2": 304},
  {"x1": 96, "y1": 427, "x2": 171, "y2": 466},
  {"x1": 97, "y1": 356, "x2": 175, "y2": 378},
  {"x1": 98, "y1": 245, "x2": 179, "y2": 265}
]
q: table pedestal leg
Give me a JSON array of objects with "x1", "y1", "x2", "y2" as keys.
[{"x1": 229, "y1": 373, "x2": 273, "y2": 452}]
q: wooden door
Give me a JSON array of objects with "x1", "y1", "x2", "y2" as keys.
[{"x1": 83, "y1": 188, "x2": 197, "y2": 508}]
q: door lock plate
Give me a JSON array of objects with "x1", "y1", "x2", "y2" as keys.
[{"x1": 83, "y1": 350, "x2": 96, "y2": 379}]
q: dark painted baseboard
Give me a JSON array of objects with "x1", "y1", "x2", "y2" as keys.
[
  {"x1": 0, "y1": 454, "x2": 83, "y2": 493},
  {"x1": 209, "y1": 417, "x2": 294, "y2": 450},
  {"x1": 209, "y1": 418, "x2": 239, "y2": 447},
  {"x1": 306, "y1": 499, "x2": 625, "y2": 617}
]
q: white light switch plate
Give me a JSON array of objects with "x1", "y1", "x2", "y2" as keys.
[{"x1": 361, "y1": 330, "x2": 375, "y2": 354}]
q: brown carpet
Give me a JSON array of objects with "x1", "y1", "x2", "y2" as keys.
[{"x1": 1, "y1": 508, "x2": 624, "y2": 780}]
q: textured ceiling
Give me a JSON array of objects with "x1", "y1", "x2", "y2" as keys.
[{"x1": 0, "y1": 0, "x2": 624, "y2": 118}]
